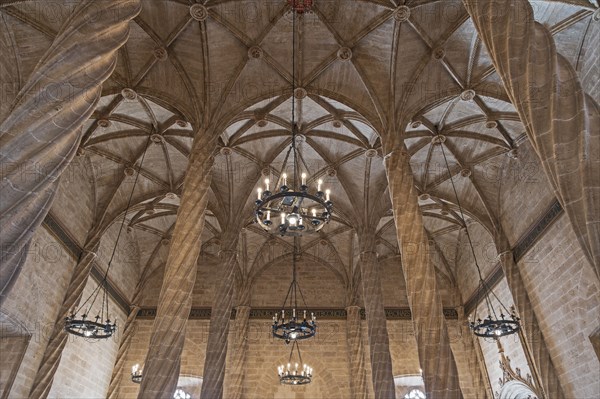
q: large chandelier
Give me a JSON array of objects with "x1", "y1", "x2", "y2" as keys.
[
  {"x1": 277, "y1": 340, "x2": 313, "y2": 385},
  {"x1": 65, "y1": 136, "x2": 152, "y2": 339},
  {"x1": 272, "y1": 244, "x2": 316, "y2": 343},
  {"x1": 254, "y1": 1, "x2": 333, "y2": 237},
  {"x1": 437, "y1": 141, "x2": 520, "y2": 339}
]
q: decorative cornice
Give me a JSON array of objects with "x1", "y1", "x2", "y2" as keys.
[
  {"x1": 136, "y1": 307, "x2": 459, "y2": 320},
  {"x1": 512, "y1": 199, "x2": 563, "y2": 261}
]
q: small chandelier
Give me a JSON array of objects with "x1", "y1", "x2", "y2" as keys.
[
  {"x1": 273, "y1": 245, "x2": 316, "y2": 343},
  {"x1": 173, "y1": 388, "x2": 191, "y2": 399},
  {"x1": 131, "y1": 364, "x2": 143, "y2": 384},
  {"x1": 437, "y1": 141, "x2": 520, "y2": 339},
  {"x1": 278, "y1": 340, "x2": 313, "y2": 385},
  {"x1": 65, "y1": 135, "x2": 152, "y2": 339},
  {"x1": 254, "y1": 3, "x2": 333, "y2": 237}
]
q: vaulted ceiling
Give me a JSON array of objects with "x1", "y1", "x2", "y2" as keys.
[{"x1": 1, "y1": 0, "x2": 596, "y2": 305}]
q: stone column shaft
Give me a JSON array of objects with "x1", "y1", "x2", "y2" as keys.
[
  {"x1": 137, "y1": 131, "x2": 217, "y2": 398},
  {"x1": 346, "y1": 305, "x2": 369, "y2": 399},
  {"x1": 106, "y1": 304, "x2": 141, "y2": 399},
  {"x1": 384, "y1": 149, "x2": 463, "y2": 399},
  {"x1": 0, "y1": 0, "x2": 141, "y2": 302},
  {"x1": 359, "y1": 250, "x2": 395, "y2": 399},
  {"x1": 498, "y1": 251, "x2": 565, "y2": 398},
  {"x1": 462, "y1": 0, "x2": 600, "y2": 276},
  {"x1": 28, "y1": 248, "x2": 98, "y2": 398},
  {"x1": 200, "y1": 245, "x2": 238, "y2": 399},
  {"x1": 224, "y1": 305, "x2": 251, "y2": 399},
  {"x1": 457, "y1": 310, "x2": 492, "y2": 399}
]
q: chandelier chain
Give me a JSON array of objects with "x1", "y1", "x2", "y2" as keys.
[
  {"x1": 77, "y1": 133, "x2": 153, "y2": 317},
  {"x1": 439, "y1": 144, "x2": 508, "y2": 319}
]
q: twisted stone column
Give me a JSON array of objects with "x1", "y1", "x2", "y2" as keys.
[
  {"x1": 462, "y1": 0, "x2": 600, "y2": 276},
  {"x1": 0, "y1": 0, "x2": 141, "y2": 302},
  {"x1": 106, "y1": 303, "x2": 141, "y2": 399},
  {"x1": 346, "y1": 305, "x2": 369, "y2": 399},
  {"x1": 224, "y1": 305, "x2": 250, "y2": 399},
  {"x1": 384, "y1": 149, "x2": 463, "y2": 399},
  {"x1": 497, "y1": 250, "x2": 564, "y2": 398},
  {"x1": 201, "y1": 244, "x2": 238, "y2": 399},
  {"x1": 457, "y1": 309, "x2": 492, "y2": 399},
  {"x1": 137, "y1": 131, "x2": 218, "y2": 398},
  {"x1": 28, "y1": 248, "x2": 98, "y2": 398},
  {"x1": 358, "y1": 250, "x2": 395, "y2": 399}
]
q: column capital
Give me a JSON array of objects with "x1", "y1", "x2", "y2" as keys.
[
  {"x1": 496, "y1": 250, "x2": 513, "y2": 262},
  {"x1": 383, "y1": 147, "x2": 410, "y2": 162}
]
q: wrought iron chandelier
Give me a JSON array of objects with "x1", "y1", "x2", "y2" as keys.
[
  {"x1": 254, "y1": 1, "x2": 333, "y2": 237},
  {"x1": 277, "y1": 340, "x2": 313, "y2": 385},
  {"x1": 272, "y1": 243, "x2": 316, "y2": 343},
  {"x1": 438, "y1": 142, "x2": 520, "y2": 339},
  {"x1": 131, "y1": 364, "x2": 143, "y2": 383},
  {"x1": 64, "y1": 134, "x2": 152, "y2": 340}
]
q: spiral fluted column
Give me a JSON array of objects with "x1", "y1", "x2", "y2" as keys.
[
  {"x1": 358, "y1": 250, "x2": 395, "y2": 399},
  {"x1": 200, "y1": 242, "x2": 238, "y2": 399},
  {"x1": 224, "y1": 305, "x2": 250, "y2": 399},
  {"x1": 457, "y1": 308, "x2": 492, "y2": 399},
  {"x1": 0, "y1": 0, "x2": 141, "y2": 302},
  {"x1": 137, "y1": 130, "x2": 218, "y2": 398},
  {"x1": 497, "y1": 249, "x2": 564, "y2": 398},
  {"x1": 346, "y1": 305, "x2": 369, "y2": 399},
  {"x1": 462, "y1": 0, "x2": 600, "y2": 276},
  {"x1": 384, "y1": 149, "x2": 463, "y2": 399},
  {"x1": 106, "y1": 300, "x2": 141, "y2": 399},
  {"x1": 28, "y1": 248, "x2": 98, "y2": 398}
]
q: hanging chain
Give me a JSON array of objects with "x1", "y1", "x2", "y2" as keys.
[
  {"x1": 439, "y1": 144, "x2": 500, "y2": 319},
  {"x1": 77, "y1": 132, "x2": 153, "y2": 317}
]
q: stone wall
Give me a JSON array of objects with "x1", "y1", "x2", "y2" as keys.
[
  {"x1": 0, "y1": 226, "x2": 76, "y2": 398},
  {"x1": 517, "y1": 214, "x2": 600, "y2": 398},
  {"x1": 48, "y1": 277, "x2": 126, "y2": 398},
  {"x1": 50, "y1": 155, "x2": 96, "y2": 247},
  {"x1": 473, "y1": 278, "x2": 532, "y2": 398},
  {"x1": 495, "y1": 140, "x2": 556, "y2": 246}
]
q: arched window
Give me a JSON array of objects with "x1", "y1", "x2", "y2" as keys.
[{"x1": 404, "y1": 388, "x2": 426, "y2": 399}]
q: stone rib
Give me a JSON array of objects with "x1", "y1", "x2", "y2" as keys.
[
  {"x1": 359, "y1": 251, "x2": 395, "y2": 399},
  {"x1": 137, "y1": 131, "x2": 217, "y2": 398},
  {"x1": 462, "y1": 0, "x2": 600, "y2": 276},
  {"x1": 384, "y1": 149, "x2": 463, "y2": 399},
  {"x1": 0, "y1": 0, "x2": 141, "y2": 302}
]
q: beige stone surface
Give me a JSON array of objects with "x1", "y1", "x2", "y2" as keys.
[
  {"x1": 1, "y1": 1, "x2": 599, "y2": 398},
  {"x1": 0, "y1": 0, "x2": 141, "y2": 302},
  {"x1": 385, "y1": 149, "x2": 463, "y2": 399},
  {"x1": 463, "y1": 0, "x2": 600, "y2": 276}
]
